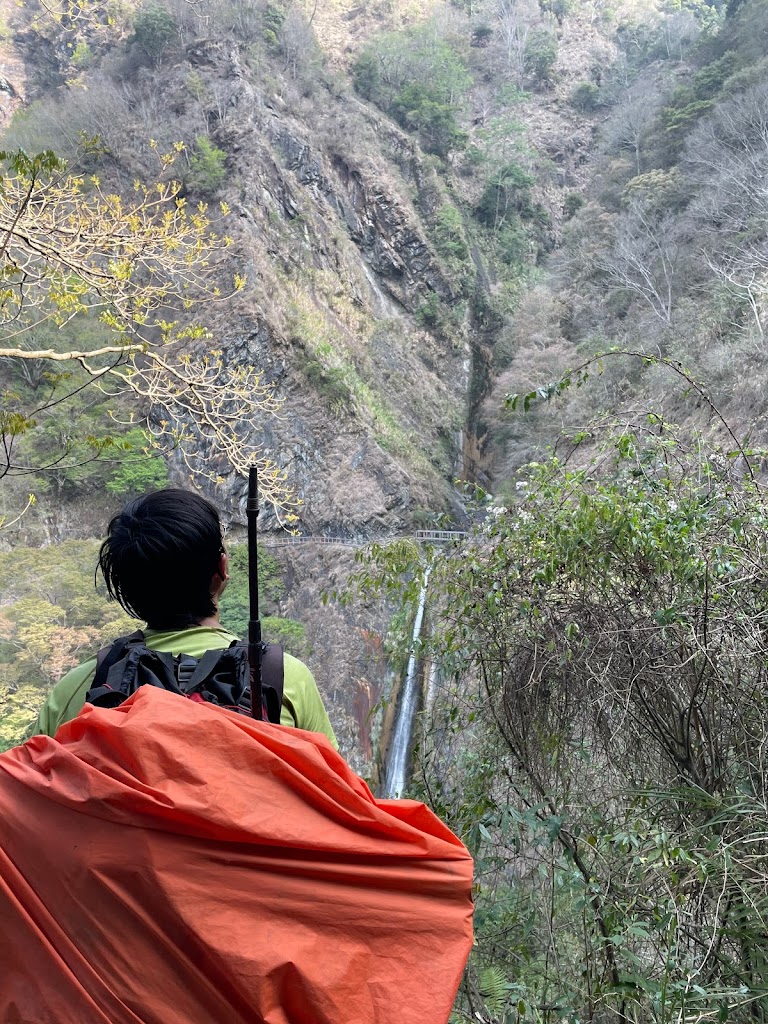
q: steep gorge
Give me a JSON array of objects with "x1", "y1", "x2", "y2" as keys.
[{"x1": 0, "y1": 0, "x2": 736, "y2": 777}]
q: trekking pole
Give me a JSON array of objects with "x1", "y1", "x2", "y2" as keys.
[{"x1": 247, "y1": 465, "x2": 264, "y2": 721}]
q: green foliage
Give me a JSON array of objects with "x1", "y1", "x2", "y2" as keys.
[
  {"x1": 130, "y1": 3, "x2": 177, "y2": 64},
  {"x1": 187, "y1": 136, "x2": 227, "y2": 195},
  {"x1": 0, "y1": 541, "x2": 139, "y2": 745},
  {"x1": 352, "y1": 22, "x2": 471, "y2": 156},
  {"x1": 563, "y1": 191, "x2": 585, "y2": 219},
  {"x1": 475, "y1": 162, "x2": 536, "y2": 230},
  {"x1": 661, "y1": 97, "x2": 714, "y2": 133},
  {"x1": 70, "y1": 39, "x2": 92, "y2": 69},
  {"x1": 622, "y1": 167, "x2": 683, "y2": 210},
  {"x1": 217, "y1": 546, "x2": 305, "y2": 656},
  {"x1": 571, "y1": 81, "x2": 601, "y2": 111},
  {"x1": 301, "y1": 358, "x2": 354, "y2": 418},
  {"x1": 391, "y1": 84, "x2": 468, "y2": 157},
  {"x1": 356, "y1": 415, "x2": 768, "y2": 1023},
  {"x1": 218, "y1": 542, "x2": 286, "y2": 638},
  {"x1": 539, "y1": 0, "x2": 575, "y2": 18},
  {"x1": 523, "y1": 29, "x2": 558, "y2": 86},
  {"x1": 415, "y1": 292, "x2": 467, "y2": 335},
  {"x1": 262, "y1": 616, "x2": 309, "y2": 659},
  {"x1": 720, "y1": 54, "x2": 768, "y2": 93},
  {"x1": 106, "y1": 429, "x2": 170, "y2": 497},
  {"x1": 431, "y1": 203, "x2": 471, "y2": 283},
  {"x1": 471, "y1": 24, "x2": 493, "y2": 47},
  {"x1": 261, "y1": 2, "x2": 285, "y2": 50},
  {"x1": 495, "y1": 218, "x2": 529, "y2": 265},
  {"x1": 351, "y1": 50, "x2": 379, "y2": 99},
  {"x1": 692, "y1": 49, "x2": 742, "y2": 96}
]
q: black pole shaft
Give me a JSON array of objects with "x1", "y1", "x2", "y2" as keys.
[{"x1": 247, "y1": 466, "x2": 263, "y2": 720}]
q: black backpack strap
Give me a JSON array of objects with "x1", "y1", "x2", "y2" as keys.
[
  {"x1": 92, "y1": 630, "x2": 146, "y2": 689},
  {"x1": 224, "y1": 640, "x2": 284, "y2": 724},
  {"x1": 261, "y1": 643, "x2": 284, "y2": 724},
  {"x1": 183, "y1": 648, "x2": 229, "y2": 694}
]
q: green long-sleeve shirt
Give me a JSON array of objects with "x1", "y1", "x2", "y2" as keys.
[{"x1": 33, "y1": 625, "x2": 338, "y2": 748}]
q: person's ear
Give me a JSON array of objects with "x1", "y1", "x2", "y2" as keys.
[
  {"x1": 211, "y1": 551, "x2": 229, "y2": 599},
  {"x1": 217, "y1": 550, "x2": 229, "y2": 583}
]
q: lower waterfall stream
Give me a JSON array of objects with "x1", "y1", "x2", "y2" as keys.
[{"x1": 382, "y1": 564, "x2": 432, "y2": 799}]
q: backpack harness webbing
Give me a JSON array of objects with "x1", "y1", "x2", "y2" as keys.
[{"x1": 86, "y1": 630, "x2": 284, "y2": 724}]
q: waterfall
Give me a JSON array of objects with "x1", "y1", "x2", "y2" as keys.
[
  {"x1": 425, "y1": 660, "x2": 439, "y2": 711},
  {"x1": 382, "y1": 564, "x2": 432, "y2": 799}
]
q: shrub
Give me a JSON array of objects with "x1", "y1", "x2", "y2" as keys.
[
  {"x1": 70, "y1": 40, "x2": 92, "y2": 69},
  {"x1": 130, "y1": 4, "x2": 177, "y2": 65},
  {"x1": 262, "y1": 616, "x2": 309, "y2": 659},
  {"x1": 570, "y1": 81, "x2": 601, "y2": 111},
  {"x1": 415, "y1": 292, "x2": 443, "y2": 328},
  {"x1": 218, "y1": 543, "x2": 285, "y2": 637},
  {"x1": 563, "y1": 192, "x2": 585, "y2": 219},
  {"x1": 524, "y1": 29, "x2": 558, "y2": 86},
  {"x1": 721, "y1": 55, "x2": 768, "y2": 95},
  {"x1": 475, "y1": 162, "x2": 536, "y2": 230},
  {"x1": 471, "y1": 25, "x2": 493, "y2": 47},
  {"x1": 692, "y1": 50, "x2": 741, "y2": 98},
  {"x1": 391, "y1": 84, "x2": 468, "y2": 157},
  {"x1": 262, "y1": 2, "x2": 285, "y2": 51},
  {"x1": 302, "y1": 359, "x2": 353, "y2": 418},
  {"x1": 355, "y1": 417, "x2": 768, "y2": 1023},
  {"x1": 187, "y1": 136, "x2": 227, "y2": 195},
  {"x1": 432, "y1": 204, "x2": 470, "y2": 268},
  {"x1": 351, "y1": 51, "x2": 379, "y2": 100}
]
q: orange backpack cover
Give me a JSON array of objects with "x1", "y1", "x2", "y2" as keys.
[{"x1": 0, "y1": 688, "x2": 473, "y2": 1023}]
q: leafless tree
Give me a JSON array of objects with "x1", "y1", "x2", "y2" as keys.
[
  {"x1": 598, "y1": 200, "x2": 681, "y2": 325},
  {"x1": 684, "y1": 83, "x2": 768, "y2": 232},
  {"x1": 492, "y1": 0, "x2": 539, "y2": 82},
  {"x1": 602, "y1": 84, "x2": 660, "y2": 174},
  {"x1": 279, "y1": 7, "x2": 316, "y2": 82},
  {"x1": 659, "y1": 10, "x2": 700, "y2": 61}
]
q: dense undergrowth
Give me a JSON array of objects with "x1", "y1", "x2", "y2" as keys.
[{"x1": 357, "y1": 415, "x2": 768, "y2": 1024}]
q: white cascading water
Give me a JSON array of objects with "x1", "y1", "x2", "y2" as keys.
[{"x1": 382, "y1": 564, "x2": 432, "y2": 799}]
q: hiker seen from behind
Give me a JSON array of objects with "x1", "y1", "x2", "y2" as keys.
[{"x1": 33, "y1": 489, "x2": 337, "y2": 745}]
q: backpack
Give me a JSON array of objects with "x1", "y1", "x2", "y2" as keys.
[{"x1": 86, "y1": 630, "x2": 285, "y2": 724}]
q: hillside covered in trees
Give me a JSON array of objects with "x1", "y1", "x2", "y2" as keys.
[{"x1": 4, "y1": 0, "x2": 768, "y2": 1020}]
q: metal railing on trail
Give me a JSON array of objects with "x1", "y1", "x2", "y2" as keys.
[
  {"x1": 262, "y1": 535, "x2": 358, "y2": 548},
  {"x1": 262, "y1": 530, "x2": 468, "y2": 549},
  {"x1": 414, "y1": 530, "x2": 467, "y2": 543},
  {"x1": 15, "y1": 527, "x2": 470, "y2": 550}
]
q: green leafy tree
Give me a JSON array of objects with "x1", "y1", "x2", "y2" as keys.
[
  {"x1": 524, "y1": 29, "x2": 558, "y2": 86},
  {"x1": 391, "y1": 84, "x2": 468, "y2": 157},
  {"x1": 352, "y1": 22, "x2": 472, "y2": 156},
  {"x1": 130, "y1": 3, "x2": 178, "y2": 65},
  {"x1": 218, "y1": 542, "x2": 286, "y2": 637},
  {"x1": 187, "y1": 136, "x2": 227, "y2": 196},
  {"x1": 106, "y1": 429, "x2": 170, "y2": 497},
  {"x1": 475, "y1": 162, "x2": 536, "y2": 230}
]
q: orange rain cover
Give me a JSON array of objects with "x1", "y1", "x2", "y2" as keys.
[{"x1": 0, "y1": 688, "x2": 473, "y2": 1024}]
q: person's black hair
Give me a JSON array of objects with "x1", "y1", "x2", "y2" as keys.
[{"x1": 98, "y1": 488, "x2": 224, "y2": 630}]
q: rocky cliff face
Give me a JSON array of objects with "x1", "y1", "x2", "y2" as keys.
[
  {"x1": 0, "y1": 9, "x2": 476, "y2": 769},
  {"x1": 157, "y1": 39, "x2": 469, "y2": 540}
]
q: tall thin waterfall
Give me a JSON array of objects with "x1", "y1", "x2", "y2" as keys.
[{"x1": 383, "y1": 564, "x2": 432, "y2": 799}]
